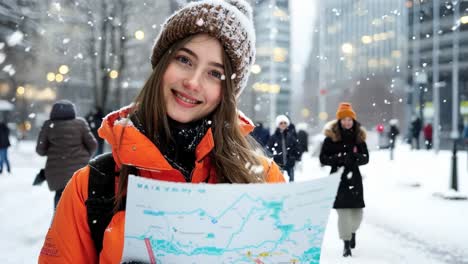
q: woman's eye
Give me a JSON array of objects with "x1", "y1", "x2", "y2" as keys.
[
  {"x1": 210, "y1": 70, "x2": 223, "y2": 80},
  {"x1": 176, "y1": 56, "x2": 191, "y2": 65}
]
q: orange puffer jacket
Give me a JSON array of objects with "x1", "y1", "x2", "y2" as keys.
[{"x1": 38, "y1": 106, "x2": 285, "y2": 264}]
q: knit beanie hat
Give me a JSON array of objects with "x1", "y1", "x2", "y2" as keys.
[
  {"x1": 50, "y1": 100, "x2": 76, "y2": 121},
  {"x1": 151, "y1": 0, "x2": 256, "y2": 98},
  {"x1": 336, "y1": 102, "x2": 356, "y2": 120},
  {"x1": 275, "y1": 115, "x2": 290, "y2": 127}
]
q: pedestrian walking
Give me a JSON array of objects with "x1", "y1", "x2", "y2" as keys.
[
  {"x1": 38, "y1": 1, "x2": 285, "y2": 263},
  {"x1": 423, "y1": 123, "x2": 433, "y2": 150},
  {"x1": 35, "y1": 100, "x2": 97, "y2": 209},
  {"x1": 388, "y1": 119, "x2": 399, "y2": 160},
  {"x1": 85, "y1": 106, "x2": 105, "y2": 156},
  {"x1": 267, "y1": 115, "x2": 300, "y2": 182},
  {"x1": 410, "y1": 116, "x2": 422, "y2": 150},
  {"x1": 0, "y1": 121, "x2": 11, "y2": 174},
  {"x1": 251, "y1": 121, "x2": 270, "y2": 148},
  {"x1": 296, "y1": 122, "x2": 309, "y2": 159},
  {"x1": 319, "y1": 102, "x2": 369, "y2": 257}
]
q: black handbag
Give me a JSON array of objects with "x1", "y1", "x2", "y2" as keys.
[{"x1": 33, "y1": 169, "x2": 46, "y2": 186}]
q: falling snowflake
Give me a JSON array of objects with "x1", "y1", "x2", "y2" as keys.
[
  {"x1": 7, "y1": 31, "x2": 24, "y2": 47},
  {"x1": 231, "y1": 73, "x2": 237, "y2": 80},
  {"x1": 196, "y1": 18, "x2": 204, "y2": 26},
  {"x1": 74, "y1": 53, "x2": 83, "y2": 59}
]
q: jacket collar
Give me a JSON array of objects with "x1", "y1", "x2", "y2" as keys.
[
  {"x1": 97, "y1": 105, "x2": 254, "y2": 170},
  {"x1": 323, "y1": 120, "x2": 367, "y2": 143}
]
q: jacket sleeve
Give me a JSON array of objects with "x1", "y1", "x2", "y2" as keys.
[
  {"x1": 319, "y1": 138, "x2": 344, "y2": 167},
  {"x1": 289, "y1": 134, "x2": 301, "y2": 161},
  {"x1": 352, "y1": 142, "x2": 369, "y2": 166},
  {"x1": 36, "y1": 122, "x2": 49, "y2": 156},
  {"x1": 38, "y1": 166, "x2": 99, "y2": 264},
  {"x1": 263, "y1": 158, "x2": 286, "y2": 183},
  {"x1": 81, "y1": 120, "x2": 98, "y2": 156}
]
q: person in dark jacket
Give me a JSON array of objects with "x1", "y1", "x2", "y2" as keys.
[
  {"x1": 0, "y1": 122, "x2": 11, "y2": 174},
  {"x1": 319, "y1": 102, "x2": 369, "y2": 257},
  {"x1": 85, "y1": 106, "x2": 105, "y2": 156},
  {"x1": 410, "y1": 116, "x2": 422, "y2": 149},
  {"x1": 36, "y1": 100, "x2": 97, "y2": 209},
  {"x1": 251, "y1": 122, "x2": 270, "y2": 147},
  {"x1": 296, "y1": 123, "x2": 309, "y2": 160},
  {"x1": 267, "y1": 115, "x2": 300, "y2": 182},
  {"x1": 388, "y1": 119, "x2": 399, "y2": 149}
]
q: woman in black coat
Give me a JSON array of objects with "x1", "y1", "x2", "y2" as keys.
[
  {"x1": 267, "y1": 115, "x2": 300, "y2": 182},
  {"x1": 319, "y1": 102, "x2": 369, "y2": 257}
]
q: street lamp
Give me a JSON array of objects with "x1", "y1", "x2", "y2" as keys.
[
  {"x1": 341, "y1": 43, "x2": 353, "y2": 55},
  {"x1": 109, "y1": 70, "x2": 119, "y2": 79},
  {"x1": 361, "y1": 35, "x2": 372, "y2": 44},
  {"x1": 16, "y1": 86, "x2": 25, "y2": 96},
  {"x1": 47, "y1": 72, "x2": 56, "y2": 82},
  {"x1": 58, "y1": 65, "x2": 69, "y2": 75},
  {"x1": 134, "y1": 30, "x2": 145, "y2": 40},
  {"x1": 460, "y1": 16, "x2": 468, "y2": 24},
  {"x1": 55, "y1": 74, "x2": 64, "y2": 83},
  {"x1": 451, "y1": 0, "x2": 460, "y2": 192},
  {"x1": 433, "y1": 0, "x2": 441, "y2": 153},
  {"x1": 251, "y1": 64, "x2": 261, "y2": 74}
]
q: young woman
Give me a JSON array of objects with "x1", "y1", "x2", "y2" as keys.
[
  {"x1": 38, "y1": 1, "x2": 284, "y2": 263},
  {"x1": 319, "y1": 102, "x2": 369, "y2": 257}
]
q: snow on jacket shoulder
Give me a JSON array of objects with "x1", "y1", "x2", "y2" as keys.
[{"x1": 38, "y1": 106, "x2": 285, "y2": 264}]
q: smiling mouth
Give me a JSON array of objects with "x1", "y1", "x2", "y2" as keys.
[{"x1": 172, "y1": 90, "x2": 202, "y2": 105}]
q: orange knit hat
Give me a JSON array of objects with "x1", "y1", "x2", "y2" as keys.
[{"x1": 336, "y1": 102, "x2": 357, "y2": 120}]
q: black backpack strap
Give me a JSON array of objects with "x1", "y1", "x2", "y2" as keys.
[{"x1": 85, "y1": 152, "x2": 118, "y2": 254}]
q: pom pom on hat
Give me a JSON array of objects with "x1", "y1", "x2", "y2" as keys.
[
  {"x1": 225, "y1": 0, "x2": 253, "y2": 20},
  {"x1": 336, "y1": 102, "x2": 357, "y2": 120},
  {"x1": 151, "y1": 0, "x2": 256, "y2": 98}
]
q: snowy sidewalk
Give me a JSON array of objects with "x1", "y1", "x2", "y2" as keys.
[
  {"x1": 0, "y1": 141, "x2": 53, "y2": 263},
  {"x1": 296, "y1": 143, "x2": 468, "y2": 263}
]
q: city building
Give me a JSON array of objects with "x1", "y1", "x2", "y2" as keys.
[
  {"x1": 239, "y1": 0, "x2": 291, "y2": 131},
  {"x1": 303, "y1": 0, "x2": 408, "y2": 132},
  {"x1": 407, "y1": 0, "x2": 468, "y2": 148}
]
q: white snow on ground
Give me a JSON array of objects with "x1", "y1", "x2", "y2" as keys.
[{"x1": 0, "y1": 139, "x2": 467, "y2": 263}]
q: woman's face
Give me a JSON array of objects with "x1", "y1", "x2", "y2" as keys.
[
  {"x1": 340, "y1": 117, "x2": 354, "y2": 130},
  {"x1": 162, "y1": 34, "x2": 224, "y2": 123}
]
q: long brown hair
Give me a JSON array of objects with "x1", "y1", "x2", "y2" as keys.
[{"x1": 114, "y1": 35, "x2": 265, "y2": 211}]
